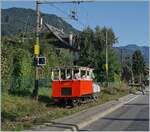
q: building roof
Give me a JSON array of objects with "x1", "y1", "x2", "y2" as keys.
[{"x1": 44, "y1": 22, "x2": 79, "y2": 51}]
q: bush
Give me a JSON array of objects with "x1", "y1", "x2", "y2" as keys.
[
  {"x1": 1, "y1": 44, "x2": 14, "y2": 91},
  {"x1": 10, "y1": 48, "x2": 33, "y2": 92},
  {"x1": 102, "y1": 82, "x2": 130, "y2": 95}
]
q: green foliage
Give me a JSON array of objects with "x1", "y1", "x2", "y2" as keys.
[
  {"x1": 1, "y1": 93, "x2": 48, "y2": 130},
  {"x1": 1, "y1": 34, "x2": 36, "y2": 92},
  {"x1": 78, "y1": 26, "x2": 120, "y2": 82},
  {"x1": 1, "y1": 32, "x2": 74, "y2": 93},
  {"x1": 114, "y1": 73, "x2": 121, "y2": 82},
  {"x1": 39, "y1": 44, "x2": 59, "y2": 78},
  {"x1": 1, "y1": 44, "x2": 14, "y2": 91},
  {"x1": 11, "y1": 48, "x2": 33, "y2": 92},
  {"x1": 132, "y1": 50, "x2": 146, "y2": 82},
  {"x1": 122, "y1": 56, "x2": 132, "y2": 82},
  {"x1": 57, "y1": 49, "x2": 74, "y2": 66},
  {"x1": 96, "y1": 49, "x2": 121, "y2": 82},
  {"x1": 108, "y1": 50, "x2": 121, "y2": 82},
  {"x1": 132, "y1": 50, "x2": 145, "y2": 75},
  {"x1": 39, "y1": 43, "x2": 74, "y2": 79}
]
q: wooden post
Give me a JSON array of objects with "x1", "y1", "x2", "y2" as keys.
[{"x1": 32, "y1": 0, "x2": 40, "y2": 100}]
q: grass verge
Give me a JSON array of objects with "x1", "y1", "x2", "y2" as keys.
[{"x1": 2, "y1": 83, "x2": 135, "y2": 131}]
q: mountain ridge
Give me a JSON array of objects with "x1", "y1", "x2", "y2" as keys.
[
  {"x1": 2, "y1": 7, "x2": 79, "y2": 36},
  {"x1": 114, "y1": 44, "x2": 149, "y2": 65}
]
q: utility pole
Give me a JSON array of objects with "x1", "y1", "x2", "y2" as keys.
[
  {"x1": 105, "y1": 31, "x2": 108, "y2": 87},
  {"x1": 130, "y1": 56, "x2": 134, "y2": 84},
  {"x1": 120, "y1": 48, "x2": 123, "y2": 80},
  {"x1": 32, "y1": 0, "x2": 40, "y2": 100}
]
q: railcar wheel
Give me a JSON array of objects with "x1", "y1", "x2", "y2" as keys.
[
  {"x1": 67, "y1": 100, "x2": 72, "y2": 106},
  {"x1": 93, "y1": 96, "x2": 98, "y2": 101},
  {"x1": 76, "y1": 99, "x2": 81, "y2": 106},
  {"x1": 72, "y1": 100, "x2": 78, "y2": 107},
  {"x1": 58, "y1": 99, "x2": 67, "y2": 107}
]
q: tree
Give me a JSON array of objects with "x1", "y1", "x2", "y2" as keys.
[
  {"x1": 96, "y1": 49, "x2": 121, "y2": 82},
  {"x1": 1, "y1": 44, "x2": 14, "y2": 92},
  {"x1": 122, "y1": 56, "x2": 132, "y2": 83},
  {"x1": 77, "y1": 26, "x2": 120, "y2": 82},
  {"x1": 132, "y1": 50, "x2": 146, "y2": 83},
  {"x1": 78, "y1": 26, "x2": 95, "y2": 67},
  {"x1": 11, "y1": 48, "x2": 33, "y2": 93}
]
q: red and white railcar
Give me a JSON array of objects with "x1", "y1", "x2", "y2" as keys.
[{"x1": 51, "y1": 66, "x2": 100, "y2": 106}]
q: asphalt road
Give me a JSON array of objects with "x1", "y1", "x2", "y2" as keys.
[{"x1": 82, "y1": 91, "x2": 149, "y2": 131}]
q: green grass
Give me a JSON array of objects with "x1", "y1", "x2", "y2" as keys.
[{"x1": 2, "y1": 84, "x2": 132, "y2": 131}]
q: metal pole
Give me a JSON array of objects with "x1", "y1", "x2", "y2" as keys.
[
  {"x1": 131, "y1": 56, "x2": 134, "y2": 84},
  {"x1": 121, "y1": 48, "x2": 123, "y2": 80},
  {"x1": 36, "y1": 0, "x2": 40, "y2": 54},
  {"x1": 106, "y1": 31, "x2": 108, "y2": 87},
  {"x1": 32, "y1": 0, "x2": 40, "y2": 100}
]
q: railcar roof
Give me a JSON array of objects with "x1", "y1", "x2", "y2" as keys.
[{"x1": 49, "y1": 66, "x2": 94, "y2": 71}]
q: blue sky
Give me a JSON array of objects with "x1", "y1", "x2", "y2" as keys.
[{"x1": 2, "y1": 1, "x2": 149, "y2": 47}]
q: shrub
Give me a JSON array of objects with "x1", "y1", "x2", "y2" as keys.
[{"x1": 10, "y1": 48, "x2": 33, "y2": 93}]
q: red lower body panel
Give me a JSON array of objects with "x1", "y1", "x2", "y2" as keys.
[{"x1": 52, "y1": 80, "x2": 93, "y2": 98}]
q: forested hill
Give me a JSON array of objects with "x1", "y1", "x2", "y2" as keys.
[
  {"x1": 2, "y1": 7, "x2": 79, "y2": 36},
  {"x1": 114, "y1": 44, "x2": 149, "y2": 65}
]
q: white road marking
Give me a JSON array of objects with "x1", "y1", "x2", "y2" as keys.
[{"x1": 123, "y1": 95, "x2": 140, "y2": 105}]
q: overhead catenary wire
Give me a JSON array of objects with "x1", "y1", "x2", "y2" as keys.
[
  {"x1": 77, "y1": 19, "x2": 86, "y2": 28},
  {"x1": 47, "y1": 3, "x2": 87, "y2": 29},
  {"x1": 72, "y1": 2, "x2": 87, "y2": 28},
  {"x1": 48, "y1": 3, "x2": 69, "y2": 17}
]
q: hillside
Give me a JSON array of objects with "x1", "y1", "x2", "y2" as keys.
[
  {"x1": 1, "y1": 7, "x2": 79, "y2": 36},
  {"x1": 114, "y1": 44, "x2": 149, "y2": 65}
]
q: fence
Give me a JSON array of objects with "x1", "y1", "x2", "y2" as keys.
[{"x1": 2, "y1": 76, "x2": 52, "y2": 93}]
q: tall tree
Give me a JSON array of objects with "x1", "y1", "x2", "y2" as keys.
[
  {"x1": 77, "y1": 26, "x2": 119, "y2": 82},
  {"x1": 122, "y1": 56, "x2": 132, "y2": 83},
  {"x1": 132, "y1": 50, "x2": 146, "y2": 83}
]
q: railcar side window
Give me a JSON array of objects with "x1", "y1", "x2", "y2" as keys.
[
  {"x1": 66, "y1": 69, "x2": 72, "y2": 80},
  {"x1": 81, "y1": 70, "x2": 86, "y2": 79},
  {"x1": 74, "y1": 69, "x2": 81, "y2": 79},
  {"x1": 51, "y1": 67, "x2": 94, "y2": 80},
  {"x1": 54, "y1": 70, "x2": 59, "y2": 80},
  {"x1": 61, "y1": 69, "x2": 65, "y2": 80}
]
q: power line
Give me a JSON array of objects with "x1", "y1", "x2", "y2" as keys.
[
  {"x1": 47, "y1": 3, "x2": 86, "y2": 29},
  {"x1": 77, "y1": 19, "x2": 86, "y2": 28},
  {"x1": 48, "y1": 3, "x2": 69, "y2": 17}
]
